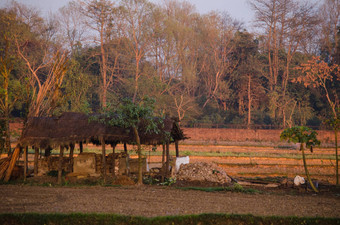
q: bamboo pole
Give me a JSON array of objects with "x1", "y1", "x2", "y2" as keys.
[{"x1": 58, "y1": 146, "x2": 64, "y2": 185}]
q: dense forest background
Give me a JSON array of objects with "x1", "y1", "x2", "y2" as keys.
[{"x1": 0, "y1": 0, "x2": 339, "y2": 132}]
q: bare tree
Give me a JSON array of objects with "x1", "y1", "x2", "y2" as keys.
[{"x1": 78, "y1": 0, "x2": 115, "y2": 108}]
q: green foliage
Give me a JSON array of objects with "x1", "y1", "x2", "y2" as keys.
[
  {"x1": 101, "y1": 97, "x2": 162, "y2": 135},
  {"x1": 280, "y1": 126, "x2": 320, "y2": 149}
]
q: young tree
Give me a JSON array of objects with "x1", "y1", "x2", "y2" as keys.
[
  {"x1": 294, "y1": 56, "x2": 340, "y2": 185},
  {"x1": 100, "y1": 97, "x2": 162, "y2": 185},
  {"x1": 280, "y1": 126, "x2": 320, "y2": 192}
]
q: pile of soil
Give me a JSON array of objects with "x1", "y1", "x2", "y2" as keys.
[{"x1": 176, "y1": 162, "x2": 232, "y2": 184}]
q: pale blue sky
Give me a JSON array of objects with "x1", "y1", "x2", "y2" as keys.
[{"x1": 1, "y1": 0, "x2": 255, "y2": 27}]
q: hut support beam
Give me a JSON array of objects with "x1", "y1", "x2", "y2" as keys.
[
  {"x1": 58, "y1": 146, "x2": 64, "y2": 185},
  {"x1": 69, "y1": 144, "x2": 74, "y2": 172},
  {"x1": 69, "y1": 143, "x2": 74, "y2": 159},
  {"x1": 166, "y1": 142, "x2": 170, "y2": 178},
  {"x1": 34, "y1": 147, "x2": 39, "y2": 176},
  {"x1": 101, "y1": 138, "x2": 106, "y2": 182},
  {"x1": 23, "y1": 147, "x2": 28, "y2": 181}
]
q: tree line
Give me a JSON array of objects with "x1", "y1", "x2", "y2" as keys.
[{"x1": 0, "y1": 0, "x2": 339, "y2": 142}]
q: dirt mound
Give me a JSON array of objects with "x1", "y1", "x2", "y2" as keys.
[
  {"x1": 176, "y1": 162, "x2": 232, "y2": 184},
  {"x1": 113, "y1": 175, "x2": 135, "y2": 186}
]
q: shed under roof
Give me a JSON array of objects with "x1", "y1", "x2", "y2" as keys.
[{"x1": 20, "y1": 112, "x2": 186, "y2": 149}]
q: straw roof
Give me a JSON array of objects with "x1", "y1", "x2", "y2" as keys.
[{"x1": 20, "y1": 112, "x2": 186, "y2": 149}]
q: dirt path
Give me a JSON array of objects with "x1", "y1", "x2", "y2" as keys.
[{"x1": 1, "y1": 185, "x2": 339, "y2": 218}]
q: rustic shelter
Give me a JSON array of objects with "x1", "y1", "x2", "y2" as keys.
[{"x1": 1, "y1": 112, "x2": 186, "y2": 183}]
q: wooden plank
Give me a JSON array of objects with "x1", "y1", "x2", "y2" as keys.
[{"x1": 4, "y1": 146, "x2": 20, "y2": 182}]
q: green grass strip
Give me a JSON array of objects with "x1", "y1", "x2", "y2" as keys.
[
  {"x1": 176, "y1": 185, "x2": 260, "y2": 194},
  {"x1": 0, "y1": 213, "x2": 338, "y2": 225}
]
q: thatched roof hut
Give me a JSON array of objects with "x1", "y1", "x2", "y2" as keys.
[{"x1": 20, "y1": 112, "x2": 186, "y2": 149}]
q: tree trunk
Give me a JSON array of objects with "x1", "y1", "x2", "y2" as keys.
[
  {"x1": 247, "y1": 74, "x2": 252, "y2": 129},
  {"x1": 101, "y1": 137, "x2": 106, "y2": 183},
  {"x1": 301, "y1": 144, "x2": 318, "y2": 192},
  {"x1": 161, "y1": 144, "x2": 165, "y2": 183},
  {"x1": 5, "y1": 116, "x2": 10, "y2": 156},
  {"x1": 133, "y1": 127, "x2": 143, "y2": 185},
  {"x1": 335, "y1": 129, "x2": 339, "y2": 185},
  {"x1": 58, "y1": 146, "x2": 64, "y2": 185},
  {"x1": 124, "y1": 143, "x2": 129, "y2": 175},
  {"x1": 34, "y1": 147, "x2": 39, "y2": 176},
  {"x1": 175, "y1": 140, "x2": 179, "y2": 157}
]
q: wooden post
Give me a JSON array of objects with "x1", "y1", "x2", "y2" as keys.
[
  {"x1": 161, "y1": 144, "x2": 165, "y2": 182},
  {"x1": 58, "y1": 146, "x2": 64, "y2": 185},
  {"x1": 79, "y1": 141, "x2": 83, "y2": 153},
  {"x1": 23, "y1": 147, "x2": 27, "y2": 181},
  {"x1": 69, "y1": 143, "x2": 74, "y2": 172},
  {"x1": 112, "y1": 143, "x2": 117, "y2": 178},
  {"x1": 166, "y1": 142, "x2": 170, "y2": 178},
  {"x1": 124, "y1": 143, "x2": 129, "y2": 175},
  {"x1": 101, "y1": 137, "x2": 106, "y2": 182},
  {"x1": 175, "y1": 140, "x2": 179, "y2": 157},
  {"x1": 34, "y1": 147, "x2": 39, "y2": 176}
]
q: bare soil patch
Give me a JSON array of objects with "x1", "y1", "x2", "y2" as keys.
[{"x1": 0, "y1": 184, "x2": 339, "y2": 218}]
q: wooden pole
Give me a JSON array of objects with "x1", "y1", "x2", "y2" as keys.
[
  {"x1": 23, "y1": 147, "x2": 27, "y2": 181},
  {"x1": 69, "y1": 143, "x2": 74, "y2": 172},
  {"x1": 101, "y1": 137, "x2": 106, "y2": 182},
  {"x1": 166, "y1": 142, "x2": 170, "y2": 178},
  {"x1": 161, "y1": 144, "x2": 165, "y2": 182},
  {"x1": 58, "y1": 146, "x2": 64, "y2": 185},
  {"x1": 34, "y1": 147, "x2": 39, "y2": 176}
]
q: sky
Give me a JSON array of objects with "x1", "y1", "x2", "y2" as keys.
[{"x1": 0, "y1": 0, "x2": 255, "y2": 28}]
